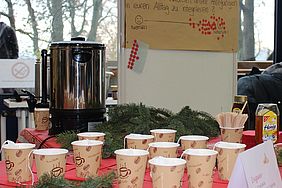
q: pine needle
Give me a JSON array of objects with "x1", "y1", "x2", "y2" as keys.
[{"x1": 56, "y1": 130, "x2": 78, "y2": 150}]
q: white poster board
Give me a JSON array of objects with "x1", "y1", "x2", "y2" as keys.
[
  {"x1": 0, "y1": 59, "x2": 35, "y2": 88},
  {"x1": 119, "y1": 0, "x2": 237, "y2": 115}
]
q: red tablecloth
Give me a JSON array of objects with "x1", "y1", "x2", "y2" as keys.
[
  {"x1": 242, "y1": 131, "x2": 282, "y2": 149},
  {"x1": 0, "y1": 128, "x2": 278, "y2": 187},
  {"x1": 0, "y1": 154, "x2": 231, "y2": 188}
]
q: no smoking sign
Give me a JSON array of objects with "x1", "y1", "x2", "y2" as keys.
[{"x1": 11, "y1": 62, "x2": 30, "y2": 79}]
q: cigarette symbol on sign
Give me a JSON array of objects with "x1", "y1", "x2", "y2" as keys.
[{"x1": 12, "y1": 62, "x2": 30, "y2": 79}]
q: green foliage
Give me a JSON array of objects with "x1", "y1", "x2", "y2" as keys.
[
  {"x1": 94, "y1": 103, "x2": 219, "y2": 158},
  {"x1": 79, "y1": 171, "x2": 116, "y2": 188},
  {"x1": 35, "y1": 173, "x2": 73, "y2": 188},
  {"x1": 34, "y1": 171, "x2": 116, "y2": 188},
  {"x1": 56, "y1": 130, "x2": 78, "y2": 150},
  {"x1": 277, "y1": 149, "x2": 282, "y2": 166},
  {"x1": 53, "y1": 104, "x2": 220, "y2": 158}
]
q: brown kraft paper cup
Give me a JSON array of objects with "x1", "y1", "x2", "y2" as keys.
[
  {"x1": 124, "y1": 134, "x2": 154, "y2": 150},
  {"x1": 149, "y1": 156, "x2": 186, "y2": 188},
  {"x1": 34, "y1": 108, "x2": 50, "y2": 131},
  {"x1": 148, "y1": 142, "x2": 180, "y2": 159},
  {"x1": 220, "y1": 126, "x2": 244, "y2": 143},
  {"x1": 114, "y1": 149, "x2": 149, "y2": 188},
  {"x1": 178, "y1": 135, "x2": 209, "y2": 150},
  {"x1": 71, "y1": 140, "x2": 103, "y2": 178},
  {"x1": 182, "y1": 149, "x2": 218, "y2": 188},
  {"x1": 77, "y1": 132, "x2": 106, "y2": 142},
  {"x1": 2, "y1": 143, "x2": 35, "y2": 183},
  {"x1": 214, "y1": 141, "x2": 246, "y2": 180},
  {"x1": 33, "y1": 148, "x2": 68, "y2": 178},
  {"x1": 150, "y1": 129, "x2": 177, "y2": 142}
]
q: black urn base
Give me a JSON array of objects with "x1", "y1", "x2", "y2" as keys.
[{"x1": 49, "y1": 108, "x2": 106, "y2": 135}]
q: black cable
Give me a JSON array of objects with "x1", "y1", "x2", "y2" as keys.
[{"x1": 38, "y1": 135, "x2": 56, "y2": 149}]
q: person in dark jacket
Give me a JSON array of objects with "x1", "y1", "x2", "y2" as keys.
[
  {"x1": 237, "y1": 62, "x2": 282, "y2": 130},
  {"x1": 0, "y1": 20, "x2": 19, "y2": 59}
]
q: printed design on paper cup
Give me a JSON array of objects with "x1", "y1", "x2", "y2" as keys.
[
  {"x1": 142, "y1": 139, "x2": 148, "y2": 144},
  {"x1": 15, "y1": 150, "x2": 23, "y2": 157},
  {"x1": 206, "y1": 155, "x2": 211, "y2": 162},
  {"x1": 75, "y1": 153, "x2": 85, "y2": 167},
  {"x1": 40, "y1": 155, "x2": 45, "y2": 161},
  {"x1": 186, "y1": 155, "x2": 191, "y2": 161},
  {"x1": 218, "y1": 148, "x2": 223, "y2": 155},
  {"x1": 131, "y1": 176, "x2": 139, "y2": 184},
  {"x1": 127, "y1": 40, "x2": 149, "y2": 73},
  {"x1": 191, "y1": 141, "x2": 197, "y2": 148},
  {"x1": 170, "y1": 166, "x2": 176, "y2": 172},
  {"x1": 198, "y1": 180, "x2": 204, "y2": 187},
  {"x1": 41, "y1": 116, "x2": 49, "y2": 124},
  {"x1": 11, "y1": 62, "x2": 30, "y2": 79},
  {"x1": 83, "y1": 164, "x2": 90, "y2": 171},
  {"x1": 152, "y1": 165, "x2": 157, "y2": 173},
  {"x1": 196, "y1": 167, "x2": 202, "y2": 174},
  {"x1": 119, "y1": 163, "x2": 131, "y2": 179},
  {"x1": 86, "y1": 146, "x2": 92, "y2": 152},
  {"x1": 14, "y1": 169, "x2": 22, "y2": 178},
  {"x1": 51, "y1": 163, "x2": 64, "y2": 177},
  {"x1": 5, "y1": 158, "x2": 15, "y2": 172},
  {"x1": 134, "y1": 156, "x2": 141, "y2": 164}
]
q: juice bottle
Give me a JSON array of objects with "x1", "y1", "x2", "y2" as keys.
[{"x1": 255, "y1": 103, "x2": 280, "y2": 144}]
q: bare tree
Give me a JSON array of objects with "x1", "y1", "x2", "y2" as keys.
[
  {"x1": 0, "y1": 0, "x2": 117, "y2": 59},
  {"x1": 49, "y1": 0, "x2": 64, "y2": 41},
  {"x1": 240, "y1": 0, "x2": 255, "y2": 61},
  {"x1": 0, "y1": 0, "x2": 16, "y2": 28},
  {"x1": 24, "y1": 0, "x2": 39, "y2": 54}
]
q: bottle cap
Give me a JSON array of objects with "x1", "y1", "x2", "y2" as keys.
[{"x1": 234, "y1": 95, "x2": 248, "y2": 103}]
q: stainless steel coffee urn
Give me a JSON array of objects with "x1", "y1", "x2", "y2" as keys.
[{"x1": 42, "y1": 37, "x2": 106, "y2": 135}]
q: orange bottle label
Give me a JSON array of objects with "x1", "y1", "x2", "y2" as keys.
[{"x1": 262, "y1": 111, "x2": 278, "y2": 143}]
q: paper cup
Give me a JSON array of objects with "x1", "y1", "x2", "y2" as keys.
[
  {"x1": 214, "y1": 142, "x2": 246, "y2": 180},
  {"x1": 77, "y1": 132, "x2": 106, "y2": 142},
  {"x1": 150, "y1": 129, "x2": 177, "y2": 142},
  {"x1": 71, "y1": 140, "x2": 103, "y2": 178},
  {"x1": 2, "y1": 143, "x2": 35, "y2": 183},
  {"x1": 149, "y1": 156, "x2": 186, "y2": 188},
  {"x1": 114, "y1": 149, "x2": 149, "y2": 188},
  {"x1": 148, "y1": 142, "x2": 180, "y2": 159},
  {"x1": 33, "y1": 148, "x2": 68, "y2": 178},
  {"x1": 34, "y1": 108, "x2": 50, "y2": 131},
  {"x1": 220, "y1": 126, "x2": 244, "y2": 143},
  {"x1": 124, "y1": 134, "x2": 154, "y2": 150},
  {"x1": 182, "y1": 149, "x2": 218, "y2": 188},
  {"x1": 178, "y1": 135, "x2": 209, "y2": 150}
]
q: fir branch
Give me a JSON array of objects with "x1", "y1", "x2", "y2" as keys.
[
  {"x1": 56, "y1": 130, "x2": 78, "y2": 150},
  {"x1": 35, "y1": 173, "x2": 74, "y2": 188},
  {"x1": 34, "y1": 171, "x2": 116, "y2": 188},
  {"x1": 79, "y1": 171, "x2": 116, "y2": 188},
  {"x1": 93, "y1": 103, "x2": 220, "y2": 158}
]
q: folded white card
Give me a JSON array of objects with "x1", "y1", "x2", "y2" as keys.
[{"x1": 228, "y1": 140, "x2": 282, "y2": 188}]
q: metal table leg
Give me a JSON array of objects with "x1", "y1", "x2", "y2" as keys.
[
  {"x1": 1, "y1": 115, "x2": 6, "y2": 145},
  {"x1": 16, "y1": 110, "x2": 26, "y2": 137}
]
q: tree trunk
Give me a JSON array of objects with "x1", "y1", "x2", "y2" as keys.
[
  {"x1": 5, "y1": 0, "x2": 16, "y2": 28},
  {"x1": 25, "y1": 0, "x2": 39, "y2": 55},
  {"x1": 241, "y1": 0, "x2": 255, "y2": 60},
  {"x1": 88, "y1": 0, "x2": 103, "y2": 41},
  {"x1": 50, "y1": 0, "x2": 64, "y2": 41}
]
